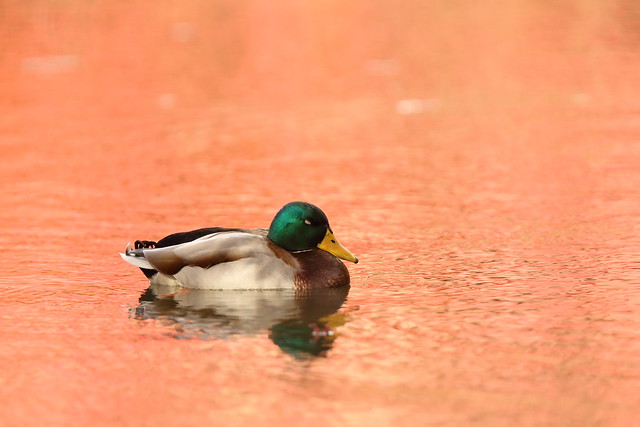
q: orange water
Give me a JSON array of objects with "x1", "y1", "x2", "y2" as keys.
[{"x1": 2, "y1": 1, "x2": 640, "y2": 425}]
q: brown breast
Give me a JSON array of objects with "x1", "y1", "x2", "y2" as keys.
[{"x1": 292, "y1": 249, "x2": 350, "y2": 288}]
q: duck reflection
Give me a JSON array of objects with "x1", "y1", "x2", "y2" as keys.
[{"x1": 132, "y1": 284, "x2": 350, "y2": 359}]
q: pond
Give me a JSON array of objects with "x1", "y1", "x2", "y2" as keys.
[{"x1": 1, "y1": 1, "x2": 640, "y2": 425}]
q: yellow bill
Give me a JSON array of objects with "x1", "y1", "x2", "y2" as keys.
[{"x1": 317, "y1": 229, "x2": 359, "y2": 263}]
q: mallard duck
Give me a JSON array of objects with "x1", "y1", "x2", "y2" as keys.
[{"x1": 120, "y1": 201, "x2": 358, "y2": 289}]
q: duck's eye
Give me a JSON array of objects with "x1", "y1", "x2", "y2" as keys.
[{"x1": 304, "y1": 219, "x2": 312, "y2": 225}]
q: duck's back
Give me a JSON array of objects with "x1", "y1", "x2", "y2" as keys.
[{"x1": 132, "y1": 230, "x2": 299, "y2": 290}]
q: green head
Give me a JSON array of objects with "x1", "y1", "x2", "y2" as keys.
[
  {"x1": 267, "y1": 201, "x2": 359, "y2": 263},
  {"x1": 268, "y1": 202, "x2": 329, "y2": 251}
]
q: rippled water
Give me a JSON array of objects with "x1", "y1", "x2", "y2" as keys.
[{"x1": 2, "y1": 1, "x2": 640, "y2": 425}]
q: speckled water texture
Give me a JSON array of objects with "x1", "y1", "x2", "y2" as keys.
[{"x1": 1, "y1": 1, "x2": 640, "y2": 425}]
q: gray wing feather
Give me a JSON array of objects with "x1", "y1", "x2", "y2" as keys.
[{"x1": 142, "y1": 232, "x2": 273, "y2": 275}]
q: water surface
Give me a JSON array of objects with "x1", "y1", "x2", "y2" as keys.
[{"x1": 1, "y1": 1, "x2": 640, "y2": 425}]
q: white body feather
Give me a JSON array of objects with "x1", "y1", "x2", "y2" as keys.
[
  {"x1": 169, "y1": 257, "x2": 296, "y2": 289},
  {"x1": 121, "y1": 232, "x2": 298, "y2": 290}
]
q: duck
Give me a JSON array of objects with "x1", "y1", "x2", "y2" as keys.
[{"x1": 120, "y1": 201, "x2": 358, "y2": 289}]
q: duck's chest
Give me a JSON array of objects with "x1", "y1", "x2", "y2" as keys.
[{"x1": 293, "y1": 250, "x2": 350, "y2": 288}]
